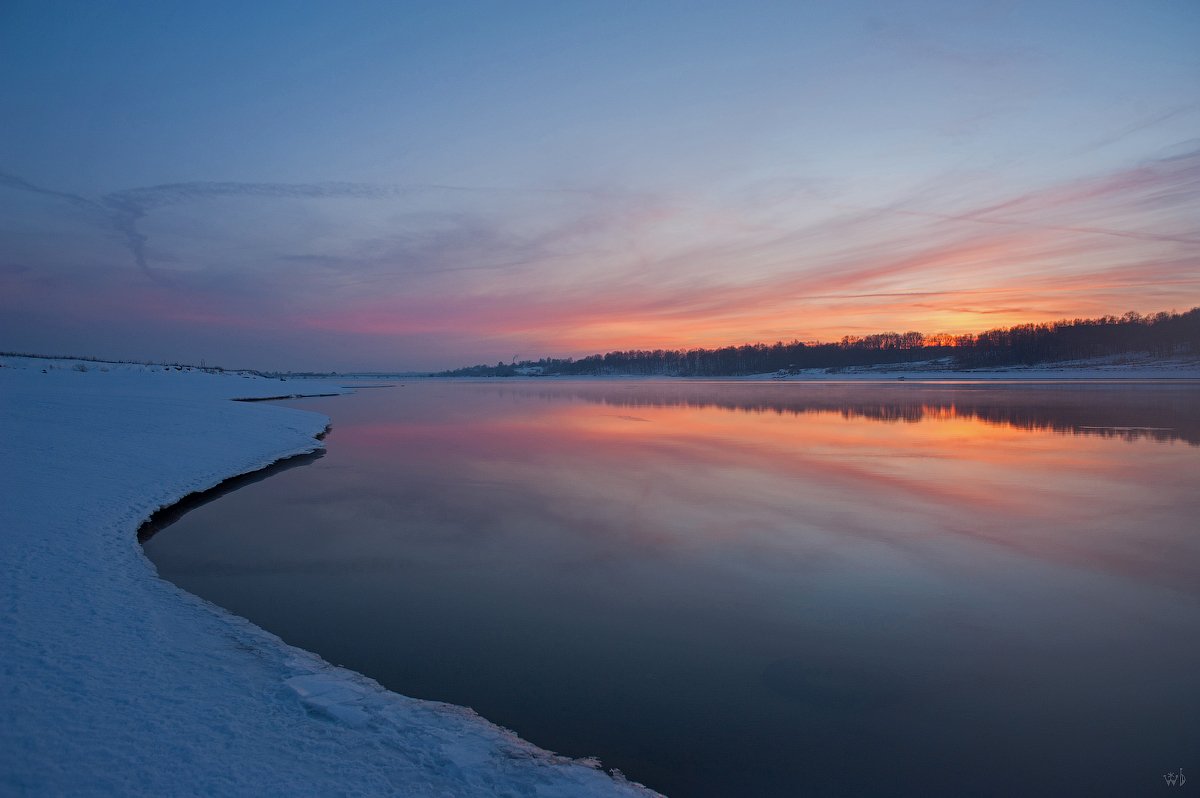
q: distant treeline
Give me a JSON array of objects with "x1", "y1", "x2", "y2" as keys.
[{"x1": 440, "y1": 308, "x2": 1200, "y2": 376}]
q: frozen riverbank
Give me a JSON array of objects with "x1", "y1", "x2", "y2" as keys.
[
  {"x1": 746, "y1": 353, "x2": 1200, "y2": 380},
  {"x1": 421, "y1": 353, "x2": 1200, "y2": 382},
  {"x1": 0, "y1": 357, "x2": 656, "y2": 796}
]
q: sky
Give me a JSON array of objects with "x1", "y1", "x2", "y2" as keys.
[{"x1": 1, "y1": 1, "x2": 1198, "y2": 371}]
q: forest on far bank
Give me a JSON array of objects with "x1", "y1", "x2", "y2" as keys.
[{"x1": 439, "y1": 308, "x2": 1200, "y2": 377}]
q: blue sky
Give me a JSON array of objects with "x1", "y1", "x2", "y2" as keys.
[{"x1": 2, "y1": 1, "x2": 1197, "y2": 370}]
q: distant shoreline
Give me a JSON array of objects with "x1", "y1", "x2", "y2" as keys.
[{"x1": 379, "y1": 355, "x2": 1200, "y2": 382}]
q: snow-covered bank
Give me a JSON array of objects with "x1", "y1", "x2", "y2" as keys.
[
  {"x1": 427, "y1": 354, "x2": 1200, "y2": 382},
  {"x1": 504, "y1": 355, "x2": 1200, "y2": 381},
  {"x1": 746, "y1": 353, "x2": 1200, "y2": 380},
  {"x1": 0, "y1": 357, "x2": 656, "y2": 796}
]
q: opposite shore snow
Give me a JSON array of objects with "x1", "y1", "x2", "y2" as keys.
[
  {"x1": 0, "y1": 356, "x2": 657, "y2": 797},
  {"x1": 351, "y1": 352, "x2": 1200, "y2": 381}
]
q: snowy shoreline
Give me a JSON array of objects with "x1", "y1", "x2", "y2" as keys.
[
  {"x1": 382, "y1": 353, "x2": 1200, "y2": 382},
  {"x1": 0, "y1": 356, "x2": 656, "y2": 796},
  {"x1": 135, "y1": 447, "x2": 328, "y2": 543}
]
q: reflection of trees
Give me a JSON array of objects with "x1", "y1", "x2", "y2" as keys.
[{"x1": 506, "y1": 384, "x2": 1200, "y2": 445}]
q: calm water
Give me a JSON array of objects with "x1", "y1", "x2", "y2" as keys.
[{"x1": 144, "y1": 380, "x2": 1200, "y2": 797}]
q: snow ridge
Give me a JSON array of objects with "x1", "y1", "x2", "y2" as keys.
[{"x1": 0, "y1": 357, "x2": 658, "y2": 797}]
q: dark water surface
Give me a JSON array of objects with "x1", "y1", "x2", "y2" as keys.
[{"x1": 144, "y1": 380, "x2": 1200, "y2": 797}]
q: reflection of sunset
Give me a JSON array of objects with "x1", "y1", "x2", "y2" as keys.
[
  {"x1": 327, "y1": 381, "x2": 1200, "y2": 593},
  {"x1": 523, "y1": 400, "x2": 1087, "y2": 506}
]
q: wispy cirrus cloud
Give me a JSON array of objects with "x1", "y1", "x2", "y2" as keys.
[
  {"x1": 269, "y1": 148, "x2": 1200, "y2": 352},
  {"x1": 0, "y1": 170, "x2": 651, "y2": 280}
]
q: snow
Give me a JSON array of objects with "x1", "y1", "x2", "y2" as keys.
[
  {"x1": 418, "y1": 354, "x2": 1200, "y2": 382},
  {"x1": 737, "y1": 354, "x2": 1200, "y2": 380},
  {"x1": 0, "y1": 356, "x2": 658, "y2": 797}
]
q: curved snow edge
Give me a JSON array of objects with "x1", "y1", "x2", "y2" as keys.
[
  {"x1": 0, "y1": 357, "x2": 661, "y2": 795},
  {"x1": 131, "y1": 388, "x2": 662, "y2": 796}
]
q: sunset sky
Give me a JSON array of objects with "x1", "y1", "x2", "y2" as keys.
[{"x1": 2, "y1": 1, "x2": 1198, "y2": 371}]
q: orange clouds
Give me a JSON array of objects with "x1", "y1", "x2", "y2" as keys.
[
  {"x1": 2, "y1": 146, "x2": 1196, "y2": 369},
  {"x1": 283, "y1": 150, "x2": 1200, "y2": 360}
]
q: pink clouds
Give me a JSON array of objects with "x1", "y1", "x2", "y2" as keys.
[{"x1": 2, "y1": 148, "x2": 1197, "y2": 369}]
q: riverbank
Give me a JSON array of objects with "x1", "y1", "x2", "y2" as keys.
[
  {"x1": 417, "y1": 353, "x2": 1200, "y2": 382},
  {"x1": 0, "y1": 356, "x2": 655, "y2": 796},
  {"x1": 744, "y1": 353, "x2": 1200, "y2": 380}
]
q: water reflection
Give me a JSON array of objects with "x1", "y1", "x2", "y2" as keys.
[
  {"x1": 497, "y1": 380, "x2": 1200, "y2": 444},
  {"x1": 144, "y1": 380, "x2": 1200, "y2": 797}
]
